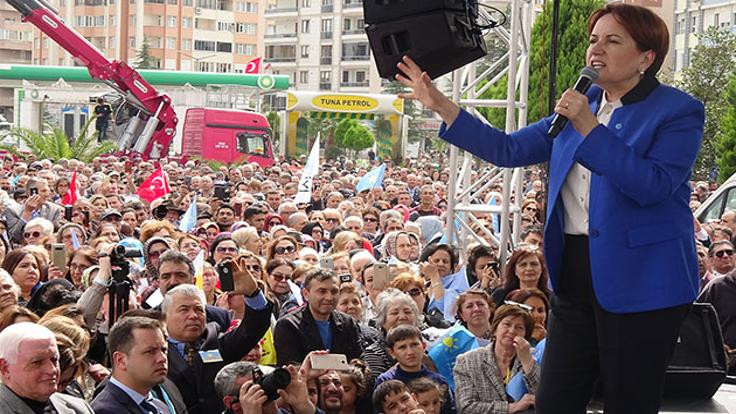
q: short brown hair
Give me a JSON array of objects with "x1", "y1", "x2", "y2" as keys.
[
  {"x1": 490, "y1": 304, "x2": 534, "y2": 342},
  {"x1": 108, "y1": 316, "x2": 162, "y2": 357},
  {"x1": 454, "y1": 290, "x2": 495, "y2": 324},
  {"x1": 588, "y1": 4, "x2": 669, "y2": 77}
]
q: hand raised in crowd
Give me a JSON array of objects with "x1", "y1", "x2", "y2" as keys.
[
  {"x1": 419, "y1": 261, "x2": 440, "y2": 282},
  {"x1": 395, "y1": 56, "x2": 460, "y2": 126},
  {"x1": 299, "y1": 350, "x2": 329, "y2": 382},
  {"x1": 512, "y1": 336, "x2": 534, "y2": 373},
  {"x1": 532, "y1": 322, "x2": 547, "y2": 343},
  {"x1": 508, "y1": 394, "x2": 535, "y2": 414},
  {"x1": 23, "y1": 194, "x2": 43, "y2": 213},
  {"x1": 239, "y1": 380, "x2": 268, "y2": 414},
  {"x1": 479, "y1": 263, "x2": 502, "y2": 290},
  {"x1": 232, "y1": 257, "x2": 259, "y2": 296},
  {"x1": 277, "y1": 365, "x2": 316, "y2": 414},
  {"x1": 47, "y1": 262, "x2": 64, "y2": 280}
]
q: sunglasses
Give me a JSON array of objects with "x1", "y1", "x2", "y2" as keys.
[
  {"x1": 216, "y1": 246, "x2": 239, "y2": 253},
  {"x1": 24, "y1": 231, "x2": 42, "y2": 239},
  {"x1": 363, "y1": 217, "x2": 378, "y2": 222},
  {"x1": 406, "y1": 287, "x2": 423, "y2": 297},
  {"x1": 148, "y1": 250, "x2": 166, "y2": 259},
  {"x1": 274, "y1": 245, "x2": 296, "y2": 255},
  {"x1": 325, "y1": 218, "x2": 340, "y2": 223},
  {"x1": 714, "y1": 249, "x2": 735, "y2": 258},
  {"x1": 503, "y1": 300, "x2": 533, "y2": 312},
  {"x1": 270, "y1": 273, "x2": 290, "y2": 282}
]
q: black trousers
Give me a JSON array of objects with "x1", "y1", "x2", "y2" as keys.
[{"x1": 535, "y1": 235, "x2": 689, "y2": 414}]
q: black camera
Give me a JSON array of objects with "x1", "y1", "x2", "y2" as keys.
[
  {"x1": 252, "y1": 367, "x2": 291, "y2": 401},
  {"x1": 485, "y1": 262, "x2": 500, "y2": 272},
  {"x1": 339, "y1": 274, "x2": 352, "y2": 283},
  {"x1": 214, "y1": 181, "x2": 230, "y2": 202},
  {"x1": 109, "y1": 244, "x2": 142, "y2": 283},
  {"x1": 153, "y1": 205, "x2": 168, "y2": 220}
]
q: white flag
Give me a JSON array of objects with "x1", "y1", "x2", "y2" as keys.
[{"x1": 294, "y1": 134, "x2": 320, "y2": 205}]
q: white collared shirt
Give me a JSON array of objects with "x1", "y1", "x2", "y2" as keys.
[{"x1": 561, "y1": 94, "x2": 623, "y2": 235}]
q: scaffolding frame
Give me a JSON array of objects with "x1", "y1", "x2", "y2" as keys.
[{"x1": 444, "y1": 0, "x2": 535, "y2": 268}]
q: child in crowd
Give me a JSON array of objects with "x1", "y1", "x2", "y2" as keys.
[
  {"x1": 408, "y1": 378, "x2": 445, "y2": 414},
  {"x1": 375, "y1": 325, "x2": 455, "y2": 414},
  {"x1": 372, "y1": 380, "x2": 424, "y2": 414}
]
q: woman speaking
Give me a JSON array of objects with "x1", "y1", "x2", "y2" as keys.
[{"x1": 396, "y1": 4, "x2": 704, "y2": 414}]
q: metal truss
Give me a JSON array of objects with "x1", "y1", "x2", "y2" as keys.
[{"x1": 444, "y1": 0, "x2": 534, "y2": 267}]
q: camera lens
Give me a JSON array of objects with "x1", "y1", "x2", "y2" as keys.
[{"x1": 258, "y1": 367, "x2": 291, "y2": 401}]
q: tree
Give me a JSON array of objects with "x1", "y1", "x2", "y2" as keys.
[
  {"x1": 266, "y1": 112, "x2": 280, "y2": 144},
  {"x1": 334, "y1": 119, "x2": 359, "y2": 148},
  {"x1": 476, "y1": 0, "x2": 604, "y2": 127},
  {"x1": 1, "y1": 116, "x2": 118, "y2": 162},
  {"x1": 382, "y1": 80, "x2": 422, "y2": 142},
  {"x1": 677, "y1": 27, "x2": 736, "y2": 180},
  {"x1": 717, "y1": 75, "x2": 736, "y2": 182},
  {"x1": 135, "y1": 37, "x2": 156, "y2": 69},
  {"x1": 343, "y1": 124, "x2": 375, "y2": 153}
]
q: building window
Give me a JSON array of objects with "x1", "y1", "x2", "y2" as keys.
[
  {"x1": 300, "y1": 45, "x2": 309, "y2": 58},
  {"x1": 321, "y1": 18, "x2": 332, "y2": 33},
  {"x1": 690, "y1": 16, "x2": 696, "y2": 33},
  {"x1": 342, "y1": 70, "x2": 349, "y2": 82},
  {"x1": 236, "y1": 1, "x2": 257, "y2": 12},
  {"x1": 343, "y1": 18, "x2": 350, "y2": 31},
  {"x1": 182, "y1": 17, "x2": 191, "y2": 28},
  {"x1": 236, "y1": 23, "x2": 257, "y2": 34},
  {"x1": 182, "y1": 39, "x2": 192, "y2": 50},
  {"x1": 194, "y1": 40, "x2": 216, "y2": 51},
  {"x1": 714, "y1": 13, "x2": 719, "y2": 27},
  {"x1": 301, "y1": 19, "x2": 310, "y2": 33},
  {"x1": 302, "y1": 0, "x2": 310, "y2": 6},
  {"x1": 300, "y1": 71, "x2": 309, "y2": 83},
  {"x1": 167, "y1": 0, "x2": 176, "y2": 4},
  {"x1": 320, "y1": 70, "x2": 331, "y2": 82},
  {"x1": 166, "y1": 37, "x2": 176, "y2": 48},
  {"x1": 109, "y1": 15, "x2": 116, "y2": 26},
  {"x1": 183, "y1": 0, "x2": 192, "y2": 5},
  {"x1": 356, "y1": 71, "x2": 365, "y2": 83},
  {"x1": 168, "y1": 16, "x2": 176, "y2": 27},
  {"x1": 217, "y1": 21, "x2": 233, "y2": 31}
]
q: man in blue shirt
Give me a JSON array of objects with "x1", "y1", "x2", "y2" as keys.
[{"x1": 273, "y1": 269, "x2": 362, "y2": 366}]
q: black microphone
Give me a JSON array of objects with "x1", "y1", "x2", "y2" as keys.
[{"x1": 547, "y1": 67, "x2": 599, "y2": 138}]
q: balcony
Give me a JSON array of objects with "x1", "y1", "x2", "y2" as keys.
[
  {"x1": 343, "y1": 0, "x2": 361, "y2": 8},
  {"x1": 342, "y1": 54, "x2": 370, "y2": 61},
  {"x1": 265, "y1": 6, "x2": 297, "y2": 14},
  {"x1": 321, "y1": 3, "x2": 332, "y2": 12},
  {"x1": 340, "y1": 81, "x2": 368, "y2": 87},
  {"x1": 265, "y1": 56, "x2": 297, "y2": 63},
  {"x1": 320, "y1": 31, "x2": 333, "y2": 39},
  {"x1": 319, "y1": 82, "x2": 332, "y2": 90},
  {"x1": 264, "y1": 32, "x2": 297, "y2": 38},
  {"x1": 320, "y1": 57, "x2": 332, "y2": 64},
  {"x1": 342, "y1": 29, "x2": 364, "y2": 35}
]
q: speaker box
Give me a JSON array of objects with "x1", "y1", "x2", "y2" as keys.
[
  {"x1": 366, "y1": 10, "x2": 487, "y2": 80},
  {"x1": 664, "y1": 303, "x2": 727, "y2": 399},
  {"x1": 362, "y1": 0, "x2": 474, "y2": 24}
]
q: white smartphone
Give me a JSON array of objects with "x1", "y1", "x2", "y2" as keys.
[
  {"x1": 310, "y1": 353, "x2": 351, "y2": 371},
  {"x1": 52, "y1": 244, "x2": 67, "y2": 274},
  {"x1": 320, "y1": 256, "x2": 334, "y2": 270},
  {"x1": 373, "y1": 263, "x2": 390, "y2": 291}
]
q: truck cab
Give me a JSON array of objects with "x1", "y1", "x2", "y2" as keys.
[{"x1": 181, "y1": 108, "x2": 275, "y2": 167}]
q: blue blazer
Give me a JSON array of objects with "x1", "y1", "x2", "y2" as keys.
[{"x1": 439, "y1": 77, "x2": 704, "y2": 313}]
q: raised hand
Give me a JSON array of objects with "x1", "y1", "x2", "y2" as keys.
[{"x1": 395, "y1": 56, "x2": 460, "y2": 126}]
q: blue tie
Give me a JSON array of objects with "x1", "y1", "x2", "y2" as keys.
[{"x1": 140, "y1": 399, "x2": 161, "y2": 414}]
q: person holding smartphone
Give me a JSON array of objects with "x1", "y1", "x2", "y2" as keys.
[{"x1": 5, "y1": 178, "x2": 62, "y2": 245}]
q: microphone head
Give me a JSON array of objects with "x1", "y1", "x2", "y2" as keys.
[{"x1": 580, "y1": 66, "x2": 599, "y2": 81}]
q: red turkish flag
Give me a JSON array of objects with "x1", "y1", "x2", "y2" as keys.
[
  {"x1": 136, "y1": 166, "x2": 171, "y2": 203},
  {"x1": 245, "y1": 57, "x2": 261, "y2": 74},
  {"x1": 60, "y1": 170, "x2": 78, "y2": 206}
]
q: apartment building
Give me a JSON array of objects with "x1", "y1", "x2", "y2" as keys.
[
  {"x1": 0, "y1": 1, "x2": 33, "y2": 118},
  {"x1": 29, "y1": 0, "x2": 266, "y2": 73},
  {"x1": 264, "y1": 0, "x2": 381, "y2": 93},
  {"x1": 673, "y1": 0, "x2": 736, "y2": 77}
]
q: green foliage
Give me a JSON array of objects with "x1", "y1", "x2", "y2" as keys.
[
  {"x1": 343, "y1": 125, "x2": 375, "y2": 152},
  {"x1": 677, "y1": 27, "x2": 736, "y2": 180},
  {"x1": 334, "y1": 119, "x2": 359, "y2": 148},
  {"x1": 717, "y1": 75, "x2": 736, "y2": 182},
  {"x1": 382, "y1": 80, "x2": 423, "y2": 142},
  {"x1": 1, "y1": 116, "x2": 118, "y2": 162},
  {"x1": 324, "y1": 145, "x2": 343, "y2": 160},
  {"x1": 135, "y1": 38, "x2": 156, "y2": 69},
  {"x1": 266, "y1": 112, "x2": 280, "y2": 143},
  {"x1": 476, "y1": 0, "x2": 604, "y2": 126}
]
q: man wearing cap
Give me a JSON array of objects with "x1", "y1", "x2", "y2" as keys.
[{"x1": 100, "y1": 209, "x2": 124, "y2": 232}]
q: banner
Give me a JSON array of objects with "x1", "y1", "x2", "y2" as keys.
[{"x1": 294, "y1": 134, "x2": 320, "y2": 205}]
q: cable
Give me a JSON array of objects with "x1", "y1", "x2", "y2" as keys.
[{"x1": 466, "y1": 0, "x2": 507, "y2": 35}]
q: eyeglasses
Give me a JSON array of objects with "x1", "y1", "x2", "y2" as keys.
[
  {"x1": 245, "y1": 264, "x2": 262, "y2": 273},
  {"x1": 406, "y1": 287, "x2": 423, "y2": 297},
  {"x1": 714, "y1": 249, "x2": 735, "y2": 258},
  {"x1": 503, "y1": 300, "x2": 533, "y2": 312},
  {"x1": 23, "y1": 231, "x2": 42, "y2": 239},
  {"x1": 149, "y1": 250, "x2": 166, "y2": 259},
  {"x1": 216, "y1": 246, "x2": 239, "y2": 253},
  {"x1": 325, "y1": 218, "x2": 340, "y2": 223},
  {"x1": 363, "y1": 217, "x2": 378, "y2": 222},
  {"x1": 270, "y1": 273, "x2": 290, "y2": 282},
  {"x1": 274, "y1": 245, "x2": 296, "y2": 255}
]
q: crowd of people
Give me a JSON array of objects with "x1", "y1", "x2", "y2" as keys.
[{"x1": 0, "y1": 147, "x2": 730, "y2": 414}]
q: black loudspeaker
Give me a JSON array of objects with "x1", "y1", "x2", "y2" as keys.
[
  {"x1": 365, "y1": 9, "x2": 487, "y2": 80},
  {"x1": 664, "y1": 303, "x2": 727, "y2": 399},
  {"x1": 362, "y1": 0, "x2": 472, "y2": 24}
]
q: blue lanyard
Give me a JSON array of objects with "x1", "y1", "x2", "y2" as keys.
[{"x1": 157, "y1": 385, "x2": 177, "y2": 414}]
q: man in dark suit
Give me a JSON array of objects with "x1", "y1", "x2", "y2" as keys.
[
  {"x1": 162, "y1": 257, "x2": 271, "y2": 414},
  {"x1": 0, "y1": 322, "x2": 94, "y2": 413},
  {"x1": 154, "y1": 250, "x2": 231, "y2": 331},
  {"x1": 92, "y1": 316, "x2": 175, "y2": 414},
  {"x1": 273, "y1": 268, "x2": 362, "y2": 366}
]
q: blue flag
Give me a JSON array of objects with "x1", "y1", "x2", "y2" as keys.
[
  {"x1": 355, "y1": 164, "x2": 386, "y2": 193},
  {"x1": 428, "y1": 266, "x2": 470, "y2": 322},
  {"x1": 428, "y1": 324, "x2": 479, "y2": 391},
  {"x1": 506, "y1": 338, "x2": 547, "y2": 401},
  {"x1": 178, "y1": 195, "x2": 197, "y2": 233}
]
